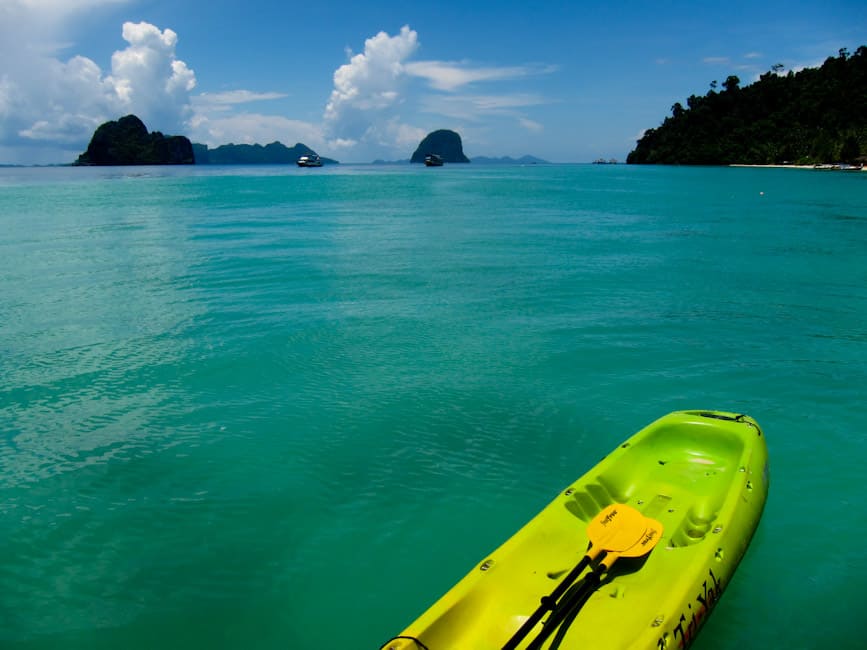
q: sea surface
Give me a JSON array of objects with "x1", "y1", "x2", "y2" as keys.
[{"x1": 1, "y1": 163, "x2": 865, "y2": 649}]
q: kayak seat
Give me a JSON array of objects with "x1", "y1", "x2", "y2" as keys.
[{"x1": 565, "y1": 420, "x2": 747, "y2": 547}]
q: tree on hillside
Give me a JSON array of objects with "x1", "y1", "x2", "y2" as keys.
[{"x1": 627, "y1": 46, "x2": 867, "y2": 165}]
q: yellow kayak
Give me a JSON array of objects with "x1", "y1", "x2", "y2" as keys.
[{"x1": 383, "y1": 410, "x2": 769, "y2": 650}]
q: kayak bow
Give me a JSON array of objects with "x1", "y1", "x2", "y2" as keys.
[{"x1": 383, "y1": 410, "x2": 769, "y2": 650}]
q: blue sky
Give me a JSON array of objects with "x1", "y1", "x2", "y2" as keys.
[{"x1": 1, "y1": 0, "x2": 865, "y2": 164}]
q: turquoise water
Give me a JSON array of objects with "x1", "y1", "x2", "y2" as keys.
[{"x1": 1, "y1": 164, "x2": 865, "y2": 649}]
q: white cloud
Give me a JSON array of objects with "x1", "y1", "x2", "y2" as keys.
[
  {"x1": 405, "y1": 61, "x2": 556, "y2": 92},
  {"x1": 195, "y1": 90, "x2": 288, "y2": 108},
  {"x1": 702, "y1": 57, "x2": 731, "y2": 65},
  {"x1": 17, "y1": 0, "x2": 130, "y2": 13},
  {"x1": 188, "y1": 112, "x2": 323, "y2": 149},
  {"x1": 188, "y1": 92, "x2": 322, "y2": 151},
  {"x1": 321, "y1": 25, "x2": 554, "y2": 159},
  {"x1": 464, "y1": 93, "x2": 547, "y2": 111},
  {"x1": 418, "y1": 93, "x2": 546, "y2": 129},
  {"x1": 0, "y1": 11, "x2": 553, "y2": 163},
  {"x1": 518, "y1": 117, "x2": 543, "y2": 133},
  {"x1": 0, "y1": 3, "x2": 195, "y2": 163},
  {"x1": 323, "y1": 25, "x2": 420, "y2": 149},
  {"x1": 106, "y1": 22, "x2": 196, "y2": 134},
  {"x1": 362, "y1": 117, "x2": 427, "y2": 150}
]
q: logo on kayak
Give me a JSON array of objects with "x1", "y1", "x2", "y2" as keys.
[
  {"x1": 601, "y1": 508, "x2": 618, "y2": 525},
  {"x1": 657, "y1": 568, "x2": 723, "y2": 649}
]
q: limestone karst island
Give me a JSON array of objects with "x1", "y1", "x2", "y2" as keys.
[
  {"x1": 74, "y1": 115, "x2": 194, "y2": 165},
  {"x1": 410, "y1": 130, "x2": 470, "y2": 164}
]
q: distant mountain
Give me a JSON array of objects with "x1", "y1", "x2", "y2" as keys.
[
  {"x1": 472, "y1": 155, "x2": 549, "y2": 165},
  {"x1": 410, "y1": 130, "x2": 470, "y2": 163},
  {"x1": 628, "y1": 46, "x2": 867, "y2": 165},
  {"x1": 193, "y1": 141, "x2": 338, "y2": 165},
  {"x1": 75, "y1": 115, "x2": 194, "y2": 165}
]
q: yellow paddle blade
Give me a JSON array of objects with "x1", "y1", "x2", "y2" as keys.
[
  {"x1": 601, "y1": 515, "x2": 665, "y2": 569},
  {"x1": 586, "y1": 504, "x2": 647, "y2": 555},
  {"x1": 620, "y1": 516, "x2": 664, "y2": 558}
]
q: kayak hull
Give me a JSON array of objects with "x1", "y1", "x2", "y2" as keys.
[{"x1": 384, "y1": 410, "x2": 769, "y2": 650}]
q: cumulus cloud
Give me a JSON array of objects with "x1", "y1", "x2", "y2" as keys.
[
  {"x1": 107, "y1": 22, "x2": 196, "y2": 134},
  {"x1": 0, "y1": 10, "x2": 553, "y2": 163},
  {"x1": 321, "y1": 25, "x2": 554, "y2": 158},
  {"x1": 323, "y1": 25, "x2": 420, "y2": 148},
  {"x1": 0, "y1": 3, "x2": 195, "y2": 162}
]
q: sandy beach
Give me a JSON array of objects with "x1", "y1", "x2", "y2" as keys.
[{"x1": 730, "y1": 163, "x2": 866, "y2": 170}]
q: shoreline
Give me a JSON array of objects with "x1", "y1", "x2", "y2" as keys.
[{"x1": 730, "y1": 163, "x2": 866, "y2": 171}]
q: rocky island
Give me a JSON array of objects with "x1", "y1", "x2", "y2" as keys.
[
  {"x1": 75, "y1": 115, "x2": 194, "y2": 165},
  {"x1": 410, "y1": 130, "x2": 470, "y2": 164}
]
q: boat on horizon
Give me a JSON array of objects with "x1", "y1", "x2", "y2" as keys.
[
  {"x1": 424, "y1": 154, "x2": 443, "y2": 167},
  {"x1": 297, "y1": 154, "x2": 323, "y2": 167}
]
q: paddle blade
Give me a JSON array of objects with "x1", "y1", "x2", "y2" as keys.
[
  {"x1": 586, "y1": 504, "x2": 647, "y2": 555},
  {"x1": 622, "y1": 516, "x2": 664, "y2": 558},
  {"x1": 602, "y1": 515, "x2": 664, "y2": 569}
]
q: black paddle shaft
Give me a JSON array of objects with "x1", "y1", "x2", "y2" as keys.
[
  {"x1": 501, "y1": 555, "x2": 595, "y2": 650},
  {"x1": 525, "y1": 571, "x2": 603, "y2": 650}
]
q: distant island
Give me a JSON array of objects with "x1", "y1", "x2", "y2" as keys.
[
  {"x1": 410, "y1": 130, "x2": 470, "y2": 163},
  {"x1": 628, "y1": 46, "x2": 867, "y2": 165},
  {"x1": 372, "y1": 154, "x2": 548, "y2": 165},
  {"x1": 472, "y1": 155, "x2": 549, "y2": 165},
  {"x1": 73, "y1": 118, "x2": 545, "y2": 167},
  {"x1": 193, "y1": 141, "x2": 338, "y2": 165},
  {"x1": 75, "y1": 115, "x2": 194, "y2": 165}
]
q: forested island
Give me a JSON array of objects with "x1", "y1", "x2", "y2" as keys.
[
  {"x1": 75, "y1": 115, "x2": 194, "y2": 165},
  {"x1": 73, "y1": 116, "x2": 338, "y2": 166},
  {"x1": 628, "y1": 46, "x2": 867, "y2": 165},
  {"x1": 193, "y1": 142, "x2": 337, "y2": 165}
]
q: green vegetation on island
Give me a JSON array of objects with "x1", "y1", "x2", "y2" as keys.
[
  {"x1": 75, "y1": 115, "x2": 194, "y2": 165},
  {"x1": 193, "y1": 142, "x2": 338, "y2": 165},
  {"x1": 411, "y1": 130, "x2": 470, "y2": 163},
  {"x1": 627, "y1": 46, "x2": 867, "y2": 165}
]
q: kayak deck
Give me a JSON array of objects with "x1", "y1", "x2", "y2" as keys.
[{"x1": 384, "y1": 410, "x2": 769, "y2": 650}]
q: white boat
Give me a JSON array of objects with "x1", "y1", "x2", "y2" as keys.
[
  {"x1": 424, "y1": 154, "x2": 444, "y2": 167},
  {"x1": 297, "y1": 154, "x2": 323, "y2": 167}
]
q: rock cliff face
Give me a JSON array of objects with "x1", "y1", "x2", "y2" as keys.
[
  {"x1": 75, "y1": 115, "x2": 194, "y2": 165},
  {"x1": 410, "y1": 130, "x2": 470, "y2": 163}
]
